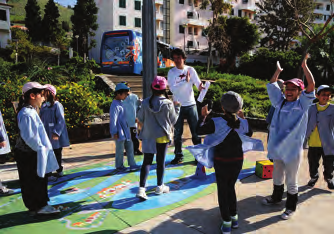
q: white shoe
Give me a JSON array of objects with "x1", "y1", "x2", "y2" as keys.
[
  {"x1": 48, "y1": 176, "x2": 58, "y2": 182},
  {"x1": 136, "y1": 187, "x2": 148, "y2": 200},
  {"x1": 0, "y1": 186, "x2": 14, "y2": 195},
  {"x1": 37, "y1": 205, "x2": 60, "y2": 215},
  {"x1": 281, "y1": 209, "x2": 294, "y2": 220},
  {"x1": 155, "y1": 184, "x2": 170, "y2": 195}
]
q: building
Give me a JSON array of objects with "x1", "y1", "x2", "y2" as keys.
[
  {"x1": 230, "y1": 0, "x2": 258, "y2": 21},
  {"x1": 313, "y1": 0, "x2": 334, "y2": 24},
  {"x1": 0, "y1": 0, "x2": 12, "y2": 48}
]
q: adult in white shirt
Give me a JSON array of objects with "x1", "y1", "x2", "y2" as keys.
[{"x1": 167, "y1": 48, "x2": 204, "y2": 164}]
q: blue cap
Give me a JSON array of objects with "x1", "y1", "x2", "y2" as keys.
[{"x1": 115, "y1": 83, "x2": 130, "y2": 91}]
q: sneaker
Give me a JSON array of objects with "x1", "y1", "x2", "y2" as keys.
[
  {"x1": 170, "y1": 157, "x2": 183, "y2": 165},
  {"x1": 307, "y1": 177, "x2": 318, "y2": 187},
  {"x1": 220, "y1": 221, "x2": 232, "y2": 234},
  {"x1": 58, "y1": 171, "x2": 64, "y2": 177},
  {"x1": 37, "y1": 205, "x2": 60, "y2": 215},
  {"x1": 0, "y1": 186, "x2": 14, "y2": 196},
  {"x1": 262, "y1": 197, "x2": 282, "y2": 205},
  {"x1": 281, "y1": 209, "x2": 294, "y2": 220},
  {"x1": 155, "y1": 184, "x2": 170, "y2": 195},
  {"x1": 134, "y1": 150, "x2": 143, "y2": 155},
  {"x1": 136, "y1": 187, "x2": 148, "y2": 200},
  {"x1": 115, "y1": 166, "x2": 128, "y2": 173},
  {"x1": 231, "y1": 214, "x2": 238, "y2": 229},
  {"x1": 327, "y1": 178, "x2": 334, "y2": 190},
  {"x1": 129, "y1": 165, "x2": 141, "y2": 172},
  {"x1": 48, "y1": 175, "x2": 58, "y2": 182}
]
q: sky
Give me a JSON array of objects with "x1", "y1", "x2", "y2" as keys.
[{"x1": 55, "y1": 0, "x2": 77, "y2": 7}]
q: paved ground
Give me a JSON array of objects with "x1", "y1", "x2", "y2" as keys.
[{"x1": 1, "y1": 125, "x2": 333, "y2": 234}]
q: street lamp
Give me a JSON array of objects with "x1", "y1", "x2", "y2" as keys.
[
  {"x1": 182, "y1": 23, "x2": 188, "y2": 52},
  {"x1": 75, "y1": 35, "x2": 79, "y2": 54},
  {"x1": 12, "y1": 39, "x2": 18, "y2": 64}
]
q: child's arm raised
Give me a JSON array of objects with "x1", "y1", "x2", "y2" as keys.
[
  {"x1": 270, "y1": 61, "x2": 283, "y2": 84},
  {"x1": 302, "y1": 54, "x2": 315, "y2": 93}
]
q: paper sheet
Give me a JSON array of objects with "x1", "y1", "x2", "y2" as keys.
[{"x1": 197, "y1": 81, "x2": 210, "y2": 103}]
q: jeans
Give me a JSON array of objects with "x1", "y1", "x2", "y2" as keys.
[
  {"x1": 308, "y1": 147, "x2": 334, "y2": 180},
  {"x1": 174, "y1": 105, "x2": 201, "y2": 158},
  {"x1": 139, "y1": 143, "x2": 168, "y2": 187},
  {"x1": 115, "y1": 140, "x2": 137, "y2": 169},
  {"x1": 214, "y1": 159, "x2": 243, "y2": 222}
]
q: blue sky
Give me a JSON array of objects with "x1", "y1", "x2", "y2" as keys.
[{"x1": 55, "y1": 0, "x2": 77, "y2": 7}]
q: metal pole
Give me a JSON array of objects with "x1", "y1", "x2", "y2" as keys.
[
  {"x1": 142, "y1": 0, "x2": 157, "y2": 99},
  {"x1": 76, "y1": 38, "x2": 78, "y2": 54}
]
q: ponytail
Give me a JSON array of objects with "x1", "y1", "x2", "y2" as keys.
[{"x1": 224, "y1": 112, "x2": 240, "y2": 129}]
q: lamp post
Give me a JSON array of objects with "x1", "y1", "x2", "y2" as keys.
[
  {"x1": 75, "y1": 35, "x2": 79, "y2": 55},
  {"x1": 12, "y1": 39, "x2": 18, "y2": 64},
  {"x1": 182, "y1": 23, "x2": 188, "y2": 52}
]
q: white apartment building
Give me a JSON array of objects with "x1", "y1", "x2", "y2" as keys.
[
  {"x1": 0, "y1": 0, "x2": 12, "y2": 48},
  {"x1": 313, "y1": 0, "x2": 334, "y2": 24},
  {"x1": 230, "y1": 0, "x2": 258, "y2": 20}
]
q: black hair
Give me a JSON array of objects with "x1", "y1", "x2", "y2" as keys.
[
  {"x1": 114, "y1": 89, "x2": 129, "y2": 96},
  {"x1": 223, "y1": 111, "x2": 240, "y2": 129},
  {"x1": 171, "y1": 48, "x2": 187, "y2": 60},
  {"x1": 317, "y1": 88, "x2": 333, "y2": 95},
  {"x1": 149, "y1": 87, "x2": 169, "y2": 109},
  {"x1": 17, "y1": 88, "x2": 44, "y2": 114},
  {"x1": 45, "y1": 89, "x2": 58, "y2": 107}
]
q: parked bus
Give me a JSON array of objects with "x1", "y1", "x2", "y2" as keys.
[{"x1": 100, "y1": 30, "x2": 174, "y2": 75}]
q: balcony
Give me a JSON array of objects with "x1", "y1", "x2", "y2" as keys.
[
  {"x1": 156, "y1": 11, "x2": 163, "y2": 21},
  {"x1": 0, "y1": 20, "x2": 9, "y2": 31},
  {"x1": 155, "y1": 0, "x2": 163, "y2": 5},
  {"x1": 156, "y1": 29, "x2": 164, "y2": 37},
  {"x1": 314, "y1": 8, "x2": 325, "y2": 14}
]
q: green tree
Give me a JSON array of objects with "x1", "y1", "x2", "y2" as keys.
[
  {"x1": 62, "y1": 21, "x2": 70, "y2": 32},
  {"x1": 256, "y1": 0, "x2": 316, "y2": 51},
  {"x1": 71, "y1": 0, "x2": 98, "y2": 56},
  {"x1": 200, "y1": 0, "x2": 232, "y2": 73},
  {"x1": 25, "y1": 0, "x2": 42, "y2": 42},
  {"x1": 42, "y1": 0, "x2": 61, "y2": 44},
  {"x1": 9, "y1": 28, "x2": 35, "y2": 62}
]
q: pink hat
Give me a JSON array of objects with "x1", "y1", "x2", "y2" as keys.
[
  {"x1": 152, "y1": 76, "x2": 167, "y2": 90},
  {"x1": 284, "y1": 78, "x2": 305, "y2": 90},
  {"x1": 22, "y1": 82, "x2": 47, "y2": 94},
  {"x1": 45, "y1": 84, "x2": 57, "y2": 95}
]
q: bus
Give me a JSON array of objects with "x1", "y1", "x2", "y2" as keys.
[{"x1": 100, "y1": 30, "x2": 174, "y2": 75}]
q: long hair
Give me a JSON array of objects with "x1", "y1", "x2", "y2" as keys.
[
  {"x1": 149, "y1": 87, "x2": 169, "y2": 109},
  {"x1": 224, "y1": 111, "x2": 240, "y2": 129},
  {"x1": 45, "y1": 89, "x2": 58, "y2": 107}
]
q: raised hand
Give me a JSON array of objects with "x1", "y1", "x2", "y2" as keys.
[{"x1": 277, "y1": 61, "x2": 283, "y2": 72}]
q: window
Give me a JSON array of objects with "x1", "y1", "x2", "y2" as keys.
[
  {"x1": 0, "y1": 10, "x2": 6, "y2": 21},
  {"x1": 119, "y1": 16, "x2": 126, "y2": 26},
  {"x1": 135, "y1": 0, "x2": 141, "y2": 10},
  {"x1": 119, "y1": 0, "x2": 126, "y2": 8},
  {"x1": 187, "y1": 41, "x2": 194, "y2": 48},
  {"x1": 202, "y1": 30, "x2": 206, "y2": 37},
  {"x1": 189, "y1": 0, "x2": 193, "y2": 6},
  {"x1": 135, "y1": 18, "x2": 141, "y2": 27},
  {"x1": 238, "y1": 10, "x2": 242, "y2": 17},
  {"x1": 194, "y1": 27, "x2": 198, "y2": 35},
  {"x1": 231, "y1": 9, "x2": 234, "y2": 15},
  {"x1": 188, "y1": 27, "x2": 193, "y2": 35},
  {"x1": 242, "y1": 0, "x2": 248, "y2": 3},
  {"x1": 197, "y1": 41, "x2": 200, "y2": 47},
  {"x1": 179, "y1": 0, "x2": 184, "y2": 4},
  {"x1": 179, "y1": 25, "x2": 185, "y2": 34},
  {"x1": 187, "y1": 11, "x2": 194, "y2": 19},
  {"x1": 327, "y1": 4, "x2": 331, "y2": 11}
]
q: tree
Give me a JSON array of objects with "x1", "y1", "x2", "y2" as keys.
[
  {"x1": 200, "y1": 0, "x2": 232, "y2": 73},
  {"x1": 71, "y1": 0, "x2": 98, "y2": 56},
  {"x1": 25, "y1": 0, "x2": 42, "y2": 42},
  {"x1": 62, "y1": 21, "x2": 70, "y2": 32},
  {"x1": 256, "y1": 0, "x2": 315, "y2": 51},
  {"x1": 42, "y1": 0, "x2": 61, "y2": 44},
  {"x1": 210, "y1": 16, "x2": 259, "y2": 72}
]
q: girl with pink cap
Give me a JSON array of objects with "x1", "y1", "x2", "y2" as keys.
[
  {"x1": 136, "y1": 76, "x2": 181, "y2": 200},
  {"x1": 40, "y1": 84, "x2": 70, "y2": 180}
]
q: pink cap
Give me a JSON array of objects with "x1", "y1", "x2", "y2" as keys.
[
  {"x1": 45, "y1": 84, "x2": 57, "y2": 95},
  {"x1": 22, "y1": 82, "x2": 47, "y2": 94},
  {"x1": 152, "y1": 76, "x2": 167, "y2": 90},
  {"x1": 284, "y1": 78, "x2": 305, "y2": 90}
]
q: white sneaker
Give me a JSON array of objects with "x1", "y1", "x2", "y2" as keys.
[
  {"x1": 136, "y1": 187, "x2": 148, "y2": 200},
  {"x1": 0, "y1": 186, "x2": 14, "y2": 195},
  {"x1": 37, "y1": 205, "x2": 60, "y2": 215},
  {"x1": 48, "y1": 176, "x2": 58, "y2": 182},
  {"x1": 155, "y1": 184, "x2": 170, "y2": 195},
  {"x1": 281, "y1": 209, "x2": 294, "y2": 220}
]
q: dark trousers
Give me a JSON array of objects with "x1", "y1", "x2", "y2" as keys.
[
  {"x1": 173, "y1": 105, "x2": 201, "y2": 158},
  {"x1": 308, "y1": 147, "x2": 334, "y2": 180},
  {"x1": 214, "y1": 159, "x2": 243, "y2": 222},
  {"x1": 54, "y1": 148, "x2": 63, "y2": 173},
  {"x1": 14, "y1": 149, "x2": 49, "y2": 211},
  {"x1": 130, "y1": 127, "x2": 140, "y2": 152},
  {"x1": 139, "y1": 143, "x2": 168, "y2": 187}
]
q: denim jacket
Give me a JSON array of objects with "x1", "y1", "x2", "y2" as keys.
[{"x1": 109, "y1": 100, "x2": 131, "y2": 141}]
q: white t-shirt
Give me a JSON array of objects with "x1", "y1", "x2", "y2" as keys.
[{"x1": 167, "y1": 65, "x2": 201, "y2": 107}]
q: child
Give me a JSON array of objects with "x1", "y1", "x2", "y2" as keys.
[
  {"x1": 15, "y1": 82, "x2": 60, "y2": 215},
  {"x1": 121, "y1": 81, "x2": 142, "y2": 155},
  {"x1": 188, "y1": 91, "x2": 262, "y2": 234},
  {"x1": 110, "y1": 83, "x2": 140, "y2": 172},
  {"x1": 136, "y1": 76, "x2": 181, "y2": 200},
  {"x1": 305, "y1": 85, "x2": 334, "y2": 189},
  {"x1": 0, "y1": 110, "x2": 14, "y2": 195},
  {"x1": 40, "y1": 84, "x2": 70, "y2": 179},
  {"x1": 262, "y1": 55, "x2": 315, "y2": 220}
]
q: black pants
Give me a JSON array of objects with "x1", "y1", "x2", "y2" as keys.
[
  {"x1": 14, "y1": 149, "x2": 49, "y2": 211},
  {"x1": 130, "y1": 127, "x2": 140, "y2": 152},
  {"x1": 214, "y1": 159, "x2": 243, "y2": 222},
  {"x1": 308, "y1": 147, "x2": 334, "y2": 180},
  {"x1": 54, "y1": 148, "x2": 63, "y2": 173},
  {"x1": 139, "y1": 143, "x2": 168, "y2": 187}
]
